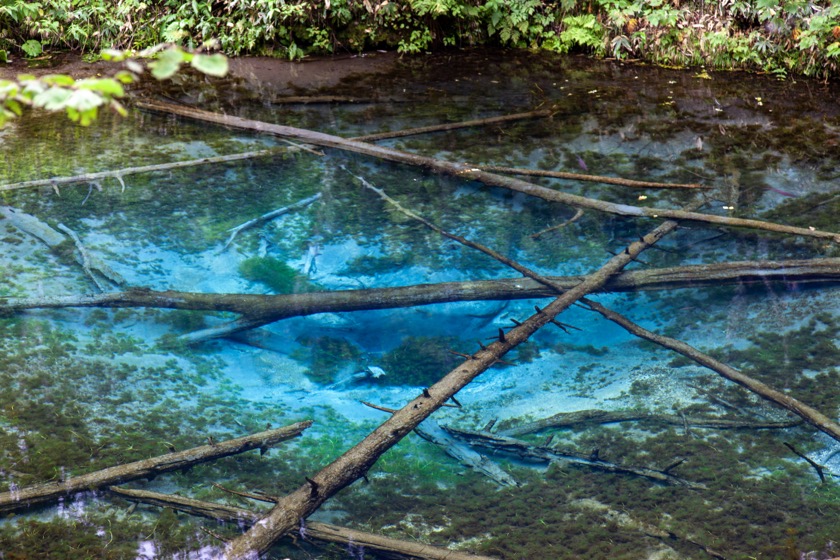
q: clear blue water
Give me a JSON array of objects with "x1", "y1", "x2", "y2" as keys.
[{"x1": 0, "y1": 51, "x2": 838, "y2": 559}]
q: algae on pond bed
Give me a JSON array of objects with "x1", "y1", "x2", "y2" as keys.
[{"x1": 1, "y1": 51, "x2": 839, "y2": 559}]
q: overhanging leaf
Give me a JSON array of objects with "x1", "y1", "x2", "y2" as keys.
[{"x1": 190, "y1": 53, "x2": 228, "y2": 77}]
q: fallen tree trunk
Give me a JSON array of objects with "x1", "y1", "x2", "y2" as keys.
[
  {"x1": 440, "y1": 425, "x2": 703, "y2": 488},
  {"x1": 581, "y1": 297, "x2": 840, "y2": 444},
  {"x1": 2, "y1": 257, "x2": 836, "y2": 324},
  {"x1": 0, "y1": 421, "x2": 311, "y2": 514},
  {"x1": 349, "y1": 108, "x2": 554, "y2": 142},
  {"x1": 135, "y1": 100, "x2": 840, "y2": 244},
  {"x1": 497, "y1": 409, "x2": 803, "y2": 437},
  {"x1": 0, "y1": 148, "x2": 288, "y2": 193},
  {"x1": 109, "y1": 486, "x2": 498, "y2": 560},
  {"x1": 220, "y1": 207, "x2": 687, "y2": 558}
]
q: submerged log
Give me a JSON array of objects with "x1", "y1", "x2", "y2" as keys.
[
  {"x1": 136, "y1": 100, "x2": 840, "y2": 244},
  {"x1": 109, "y1": 487, "x2": 499, "y2": 560},
  {"x1": 220, "y1": 208, "x2": 686, "y2": 558},
  {"x1": 0, "y1": 206, "x2": 125, "y2": 286},
  {"x1": 349, "y1": 108, "x2": 554, "y2": 142},
  {"x1": 222, "y1": 192, "x2": 322, "y2": 250},
  {"x1": 498, "y1": 409, "x2": 804, "y2": 437},
  {"x1": 2, "y1": 258, "x2": 835, "y2": 317},
  {"x1": 440, "y1": 425, "x2": 703, "y2": 488},
  {"x1": 473, "y1": 164, "x2": 706, "y2": 190},
  {"x1": 581, "y1": 298, "x2": 840, "y2": 444},
  {"x1": 0, "y1": 421, "x2": 311, "y2": 514},
  {"x1": 0, "y1": 148, "x2": 288, "y2": 193}
]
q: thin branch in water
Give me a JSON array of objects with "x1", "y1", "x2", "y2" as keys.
[
  {"x1": 474, "y1": 163, "x2": 709, "y2": 189},
  {"x1": 221, "y1": 192, "x2": 322, "y2": 250},
  {"x1": 57, "y1": 223, "x2": 106, "y2": 292},
  {"x1": 531, "y1": 208, "x2": 584, "y2": 239},
  {"x1": 349, "y1": 108, "x2": 554, "y2": 142}
]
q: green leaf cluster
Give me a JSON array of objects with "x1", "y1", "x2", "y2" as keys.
[
  {"x1": 0, "y1": 44, "x2": 228, "y2": 127},
  {"x1": 4, "y1": 1, "x2": 840, "y2": 78}
]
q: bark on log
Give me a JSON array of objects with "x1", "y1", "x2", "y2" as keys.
[
  {"x1": 498, "y1": 409, "x2": 803, "y2": 437},
  {"x1": 0, "y1": 149, "x2": 287, "y2": 193},
  {"x1": 220, "y1": 211, "x2": 686, "y2": 559},
  {"x1": 0, "y1": 421, "x2": 311, "y2": 514},
  {"x1": 472, "y1": 164, "x2": 706, "y2": 190},
  {"x1": 109, "y1": 487, "x2": 499, "y2": 560},
  {"x1": 581, "y1": 298, "x2": 840, "y2": 444},
  {"x1": 135, "y1": 100, "x2": 840, "y2": 244},
  {"x1": 349, "y1": 108, "x2": 554, "y2": 142},
  {"x1": 2, "y1": 258, "x2": 836, "y2": 344},
  {"x1": 440, "y1": 425, "x2": 703, "y2": 488}
]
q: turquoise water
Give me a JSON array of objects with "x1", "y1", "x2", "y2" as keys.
[{"x1": 0, "y1": 51, "x2": 838, "y2": 558}]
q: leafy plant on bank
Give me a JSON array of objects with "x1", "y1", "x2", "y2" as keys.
[
  {"x1": 0, "y1": 44, "x2": 228, "y2": 127},
  {"x1": 3, "y1": 1, "x2": 840, "y2": 79}
]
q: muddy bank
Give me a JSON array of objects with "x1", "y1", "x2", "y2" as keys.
[{"x1": 0, "y1": 51, "x2": 403, "y2": 94}]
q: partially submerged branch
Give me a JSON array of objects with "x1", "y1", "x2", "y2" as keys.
[
  {"x1": 474, "y1": 164, "x2": 707, "y2": 190},
  {"x1": 136, "y1": 101, "x2": 840, "y2": 244},
  {"x1": 222, "y1": 192, "x2": 322, "y2": 250},
  {"x1": 0, "y1": 421, "x2": 311, "y2": 514},
  {"x1": 349, "y1": 108, "x2": 554, "y2": 142}
]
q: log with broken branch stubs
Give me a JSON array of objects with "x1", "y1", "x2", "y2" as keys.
[
  {"x1": 0, "y1": 421, "x2": 311, "y2": 514},
  {"x1": 108, "y1": 487, "x2": 499, "y2": 560},
  {"x1": 136, "y1": 100, "x2": 840, "y2": 243},
  {"x1": 580, "y1": 297, "x2": 840, "y2": 445},
  {"x1": 2, "y1": 257, "x2": 836, "y2": 321},
  {"x1": 219, "y1": 204, "x2": 688, "y2": 558}
]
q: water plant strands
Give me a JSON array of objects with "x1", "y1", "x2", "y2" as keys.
[
  {"x1": 108, "y1": 487, "x2": 500, "y2": 560},
  {"x1": 348, "y1": 108, "x2": 554, "y2": 142},
  {"x1": 0, "y1": 421, "x2": 311, "y2": 514},
  {"x1": 136, "y1": 100, "x2": 840, "y2": 243},
  {"x1": 220, "y1": 208, "x2": 687, "y2": 559},
  {"x1": 0, "y1": 148, "x2": 290, "y2": 192},
  {"x1": 581, "y1": 298, "x2": 840, "y2": 444}
]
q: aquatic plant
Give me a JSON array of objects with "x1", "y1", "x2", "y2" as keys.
[
  {"x1": 294, "y1": 335, "x2": 362, "y2": 384},
  {"x1": 239, "y1": 256, "x2": 307, "y2": 294},
  {"x1": 378, "y1": 335, "x2": 462, "y2": 386}
]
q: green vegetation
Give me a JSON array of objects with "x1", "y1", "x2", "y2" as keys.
[
  {"x1": 239, "y1": 256, "x2": 309, "y2": 294},
  {"x1": 4, "y1": 1, "x2": 840, "y2": 78},
  {"x1": 379, "y1": 335, "x2": 462, "y2": 386}
]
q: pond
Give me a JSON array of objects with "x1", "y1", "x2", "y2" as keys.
[{"x1": 0, "y1": 50, "x2": 839, "y2": 559}]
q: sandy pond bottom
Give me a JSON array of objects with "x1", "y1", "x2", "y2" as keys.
[{"x1": 0, "y1": 50, "x2": 839, "y2": 559}]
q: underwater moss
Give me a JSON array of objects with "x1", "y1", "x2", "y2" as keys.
[
  {"x1": 294, "y1": 335, "x2": 362, "y2": 384},
  {"x1": 378, "y1": 335, "x2": 461, "y2": 386},
  {"x1": 239, "y1": 256, "x2": 308, "y2": 294}
]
